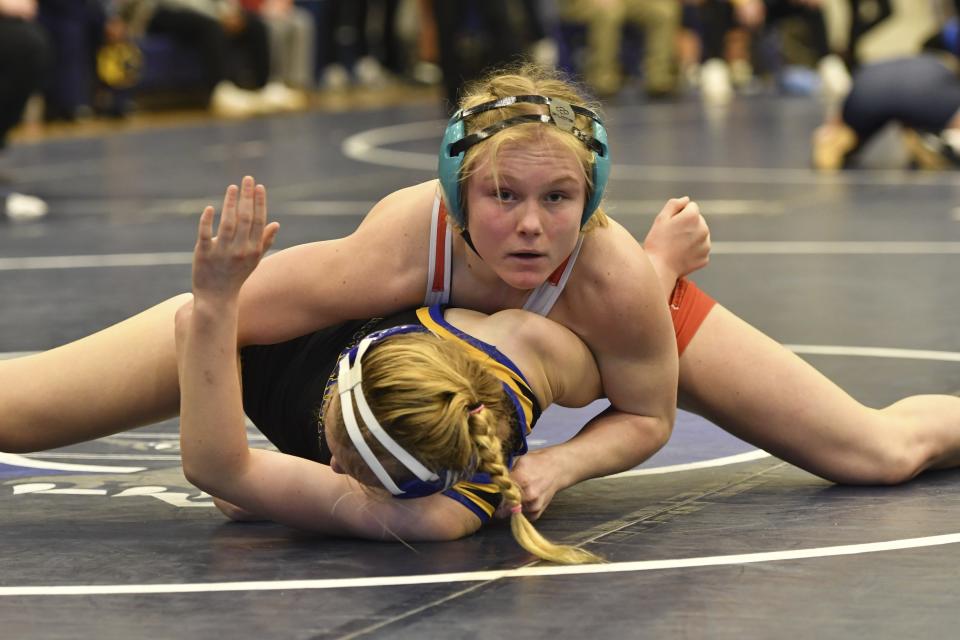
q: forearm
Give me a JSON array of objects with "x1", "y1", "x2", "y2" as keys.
[
  {"x1": 544, "y1": 408, "x2": 671, "y2": 490},
  {"x1": 178, "y1": 297, "x2": 250, "y2": 489},
  {"x1": 645, "y1": 252, "x2": 679, "y2": 302}
]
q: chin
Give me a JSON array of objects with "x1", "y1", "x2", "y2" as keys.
[{"x1": 499, "y1": 268, "x2": 553, "y2": 291}]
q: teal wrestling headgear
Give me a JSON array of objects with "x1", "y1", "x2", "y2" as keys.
[{"x1": 438, "y1": 95, "x2": 610, "y2": 230}]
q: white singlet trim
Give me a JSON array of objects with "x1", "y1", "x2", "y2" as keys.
[
  {"x1": 424, "y1": 193, "x2": 452, "y2": 305},
  {"x1": 521, "y1": 234, "x2": 583, "y2": 316}
]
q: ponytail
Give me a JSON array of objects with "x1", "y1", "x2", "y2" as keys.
[{"x1": 467, "y1": 407, "x2": 603, "y2": 565}]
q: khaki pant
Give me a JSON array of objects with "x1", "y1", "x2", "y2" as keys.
[{"x1": 560, "y1": 0, "x2": 680, "y2": 95}]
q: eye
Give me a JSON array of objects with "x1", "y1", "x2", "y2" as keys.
[
  {"x1": 493, "y1": 189, "x2": 515, "y2": 202},
  {"x1": 545, "y1": 192, "x2": 568, "y2": 203}
]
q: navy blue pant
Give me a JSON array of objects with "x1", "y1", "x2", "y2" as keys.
[
  {"x1": 843, "y1": 55, "x2": 960, "y2": 143},
  {"x1": 0, "y1": 18, "x2": 51, "y2": 148},
  {"x1": 37, "y1": 0, "x2": 105, "y2": 121},
  {"x1": 148, "y1": 8, "x2": 270, "y2": 92}
]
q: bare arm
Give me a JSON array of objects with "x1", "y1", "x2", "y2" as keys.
[
  {"x1": 176, "y1": 178, "x2": 478, "y2": 541},
  {"x1": 233, "y1": 180, "x2": 436, "y2": 346},
  {"x1": 505, "y1": 224, "x2": 680, "y2": 519}
]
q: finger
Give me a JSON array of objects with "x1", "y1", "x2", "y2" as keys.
[
  {"x1": 235, "y1": 176, "x2": 255, "y2": 237},
  {"x1": 523, "y1": 505, "x2": 542, "y2": 522},
  {"x1": 261, "y1": 221, "x2": 280, "y2": 255},
  {"x1": 249, "y1": 183, "x2": 266, "y2": 244},
  {"x1": 218, "y1": 184, "x2": 239, "y2": 240},
  {"x1": 659, "y1": 196, "x2": 689, "y2": 217},
  {"x1": 197, "y1": 206, "x2": 215, "y2": 249},
  {"x1": 670, "y1": 196, "x2": 692, "y2": 216},
  {"x1": 678, "y1": 201, "x2": 701, "y2": 218}
]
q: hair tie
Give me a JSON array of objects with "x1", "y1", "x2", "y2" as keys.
[
  {"x1": 509, "y1": 504, "x2": 522, "y2": 515},
  {"x1": 468, "y1": 403, "x2": 485, "y2": 416}
]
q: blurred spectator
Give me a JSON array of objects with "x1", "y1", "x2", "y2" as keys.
[
  {"x1": 36, "y1": 0, "x2": 113, "y2": 121},
  {"x1": 812, "y1": 53, "x2": 960, "y2": 170},
  {"x1": 115, "y1": 0, "x2": 276, "y2": 117},
  {"x1": 432, "y1": 0, "x2": 526, "y2": 111},
  {"x1": 409, "y1": 0, "x2": 442, "y2": 85},
  {"x1": 315, "y1": 0, "x2": 401, "y2": 90},
  {"x1": 557, "y1": 0, "x2": 682, "y2": 98},
  {"x1": 696, "y1": 0, "x2": 849, "y2": 105},
  {"x1": 0, "y1": 0, "x2": 50, "y2": 220},
  {"x1": 240, "y1": 0, "x2": 313, "y2": 109},
  {"x1": 520, "y1": 0, "x2": 558, "y2": 67}
]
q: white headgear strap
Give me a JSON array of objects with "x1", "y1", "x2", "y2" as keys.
[{"x1": 336, "y1": 335, "x2": 440, "y2": 495}]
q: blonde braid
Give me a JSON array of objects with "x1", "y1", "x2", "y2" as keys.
[{"x1": 468, "y1": 408, "x2": 604, "y2": 565}]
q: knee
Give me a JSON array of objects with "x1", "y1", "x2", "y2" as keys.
[
  {"x1": 833, "y1": 442, "x2": 927, "y2": 486},
  {"x1": 648, "y1": 414, "x2": 673, "y2": 453}
]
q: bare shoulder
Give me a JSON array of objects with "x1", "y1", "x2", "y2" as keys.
[
  {"x1": 561, "y1": 219, "x2": 666, "y2": 338},
  {"x1": 350, "y1": 180, "x2": 437, "y2": 255},
  {"x1": 356, "y1": 179, "x2": 438, "y2": 233},
  {"x1": 237, "y1": 180, "x2": 440, "y2": 342}
]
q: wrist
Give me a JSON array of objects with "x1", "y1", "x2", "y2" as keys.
[
  {"x1": 189, "y1": 295, "x2": 239, "y2": 322},
  {"x1": 537, "y1": 445, "x2": 580, "y2": 490},
  {"x1": 645, "y1": 253, "x2": 679, "y2": 297}
]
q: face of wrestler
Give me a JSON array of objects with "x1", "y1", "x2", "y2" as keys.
[{"x1": 463, "y1": 141, "x2": 585, "y2": 291}]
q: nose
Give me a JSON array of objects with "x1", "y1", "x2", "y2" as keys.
[{"x1": 515, "y1": 199, "x2": 544, "y2": 236}]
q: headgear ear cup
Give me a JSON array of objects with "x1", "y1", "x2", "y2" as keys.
[
  {"x1": 584, "y1": 118, "x2": 610, "y2": 227},
  {"x1": 438, "y1": 117, "x2": 467, "y2": 226},
  {"x1": 437, "y1": 96, "x2": 611, "y2": 230}
]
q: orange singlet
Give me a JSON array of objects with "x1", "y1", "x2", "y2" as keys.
[{"x1": 669, "y1": 278, "x2": 717, "y2": 356}]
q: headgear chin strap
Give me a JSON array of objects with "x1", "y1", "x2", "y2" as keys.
[
  {"x1": 336, "y1": 324, "x2": 467, "y2": 499},
  {"x1": 438, "y1": 94, "x2": 611, "y2": 230}
]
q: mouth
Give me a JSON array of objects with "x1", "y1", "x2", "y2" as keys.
[{"x1": 507, "y1": 251, "x2": 546, "y2": 261}]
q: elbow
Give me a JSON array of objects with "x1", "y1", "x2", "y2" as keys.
[
  {"x1": 181, "y1": 461, "x2": 208, "y2": 493},
  {"x1": 181, "y1": 458, "x2": 224, "y2": 496},
  {"x1": 181, "y1": 448, "x2": 247, "y2": 496}
]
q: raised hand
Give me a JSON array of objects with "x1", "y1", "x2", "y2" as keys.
[
  {"x1": 191, "y1": 176, "x2": 280, "y2": 302},
  {"x1": 643, "y1": 196, "x2": 711, "y2": 288}
]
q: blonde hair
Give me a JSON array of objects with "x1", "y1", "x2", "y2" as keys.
[
  {"x1": 456, "y1": 63, "x2": 610, "y2": 233},
  {"x1": 327, "y1": 332, "x2": 603, "y2": 565}
]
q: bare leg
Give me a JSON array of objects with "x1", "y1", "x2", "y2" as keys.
[
  {"x1": 678, "y1": 304, "x2": 960, "y2": 484},
  {"x1": 0, "y1": 294, "x2": 190, "y2": 453}
]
